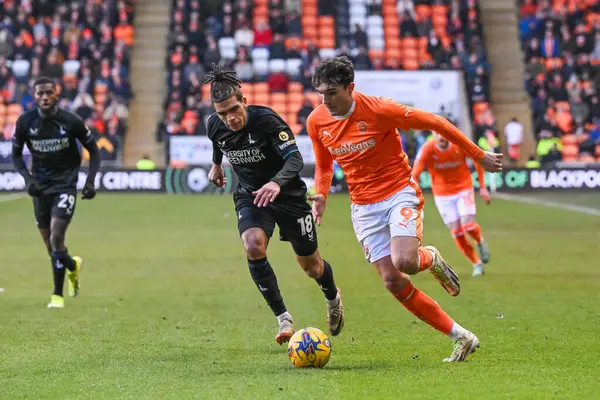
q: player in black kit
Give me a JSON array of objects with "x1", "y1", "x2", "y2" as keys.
[
  {"x1": 11, "y1": 77, "x2": 101, "y2": 309},
  {"x1": 204, "y1": 65, "x2": 344, "y2": 344}
]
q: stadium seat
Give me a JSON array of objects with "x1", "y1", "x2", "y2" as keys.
[
  {"x1": 319, "y1": 48, "x2": 337, "y2": 59},
  {"x1": 285, "y1": 59, "x2": 304, "y2": 77},
  {"x1": 268, "y1": 59, "x2": 286, "y2": 73},
  {"x1": 253, "y1": 59, "x2": 269, "y2": 76},
  {"x1": 289, "y1": 82, "x2": 304, "y2": 94},
  {"x1": 251, "y1": 47, "x2": 270, "y2": 61},
  {"x1": 218, "y1": 37, "x2": 236, "y2": 59}
]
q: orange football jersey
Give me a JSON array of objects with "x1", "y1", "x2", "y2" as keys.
[
  {"x1": 411, "y1": 140, "x2": 486, "y2": 197},
  {"x1": 307, "y1": 91, "x2": 485, "y2": 204}
]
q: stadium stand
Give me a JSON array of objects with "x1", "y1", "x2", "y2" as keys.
[
  {"x1": 0, "y1": 0, "x2": 134, "y2": 164},
  {"x1": 161, "y1": 0, "x2": 497, "y2": 162},
  {"x1": 519, "y1": 0, "x2": 600, "y2": 165}
]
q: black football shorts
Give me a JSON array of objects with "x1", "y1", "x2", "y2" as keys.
[
  {"x1": 234, "y1": 194, "x2": 318, "y2": 257},
  {"x1": 33, "y1": 190, "x2": 77, "y2": 228}
]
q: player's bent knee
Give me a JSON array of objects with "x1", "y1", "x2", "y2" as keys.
[
  {"x1": 446, "y1": 220, "x2": 462, "y2": 232},
  {"x1": 49, "y1": 231, "x2": 65, "y2": 251},
  {"x1": 461, "y1": 215, "x2": 476, "y2": 225},
  {"x1": 242, "y1": 230, "x2": 268, "y2": 260}
]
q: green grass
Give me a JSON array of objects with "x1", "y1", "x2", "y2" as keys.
[
  {"x1": 515, "y1": 190, "x2": 600, "y2": 211},
  {"x1": 1, "y1": 193, "x2": 599, "y2": 399}
]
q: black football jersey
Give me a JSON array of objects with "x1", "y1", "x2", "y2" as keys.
[
  {"x1": 12, "y1": 108, "x2": 94, "y2": 194},
  {"x1": 207, "y1": 105, "x2": 307, "y2": 198}
]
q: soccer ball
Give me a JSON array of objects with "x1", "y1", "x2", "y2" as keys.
[{"x1": 287, "y1": 327, "x2": 332, "y2": 368}]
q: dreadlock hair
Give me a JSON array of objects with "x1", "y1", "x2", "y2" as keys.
[{"x1": 203, "y1": 63, "x2": 243, "y2": 103}]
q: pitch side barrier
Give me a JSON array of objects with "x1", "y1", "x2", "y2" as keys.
[{"x1": 1, "y1": 166, "x2": 599, "y2": 193}]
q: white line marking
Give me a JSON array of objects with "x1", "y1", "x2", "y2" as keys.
[
  {"x1": 0, "y1": 194, "x2": 26, "y2": 203},
  {"x1": 495, "y1": 193, "x2": 600, "y2": 217}
]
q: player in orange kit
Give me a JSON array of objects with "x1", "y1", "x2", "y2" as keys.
[
  {"x1": 306, "y1": 57, "x2": 503, "y2": 362},
  {"x1": 412, "y1": 133, "x2": 492, "y2": 277}
]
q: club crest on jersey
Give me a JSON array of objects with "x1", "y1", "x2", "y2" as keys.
[
  {"x1": 357, "y1": 121, "x2": 368, "y2": 132},
  {"x1": 59, "y1": 125, "x2": 67, "y2": 135},
  {"x1": 278, "y1": 131, "x2": 289, "y2": 141}
]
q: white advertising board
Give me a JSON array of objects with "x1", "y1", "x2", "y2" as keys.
[{"x1": 353, "y1": 70, "x2": 466, "y2": 133}]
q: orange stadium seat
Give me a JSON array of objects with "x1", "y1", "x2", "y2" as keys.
[
  {"x1": 415, "y1": 5, "x2": 432, "y2": 21},
  {"x1": 305, "y1": 92, "x2": 321, "y2": 107},
  {"x1": 254, "y1": 93, "x2": 270, "y2": 106},
  {"x1": 288, "y1": 92, "x2": 305, "y2": 107},
  {"x1": 254, "y1": 83, "x2": 269, "y2": 94},
  {"x1": 561, "y1": 134, "x2": 578, "y2": 145},
  {"x1": 288, "y1": 82, "x2": 304, "y2": 94},
  {"x1": 562, "y1": 144, "x2": 579, "y2": 161}
]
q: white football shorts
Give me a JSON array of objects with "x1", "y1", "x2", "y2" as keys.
[
  {"x1": 433, "y1": 188, "x2": 477, "y2": 225},
  {"x1": 351, "y1": 182, "x2": 424, "y2": 263}
]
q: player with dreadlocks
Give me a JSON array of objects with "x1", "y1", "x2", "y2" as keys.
[{"x1": 204, "y1": 64, "x2": 344, "y2": 344}]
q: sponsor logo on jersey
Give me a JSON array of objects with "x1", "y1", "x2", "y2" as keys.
[
  {"x1": 30, "y1": 137, "x2": 70, "y2": 152},
  {"x1": 224, "y1": 149, "x2": 267, "y2": 164},
  {"x1": 328, "y1": 139, "x2": 376, "y2": 156},
  {"x1": 433, "y1": 161, "x2": 462, "y2": 169},
  {"x1": 278, "y1": 131, "x2": 289, "y2": 141},
  {"x1": 278, "y1": 139, "x2": 296, "y2": 150}
]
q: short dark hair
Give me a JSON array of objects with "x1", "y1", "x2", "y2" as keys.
[
  {"x1": 203, "y1": 64, "x2": 243, "y2": 103},
  {"x1": 312, "y1": 56, "x2": 355, "y2": 89},
  {"x1": 33, "y1": 76, "x2": 56, "y2": 88}
]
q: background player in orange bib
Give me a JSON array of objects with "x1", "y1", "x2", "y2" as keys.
[
  {"x1": 306, "y1": 57, "x2": 503, "y2": 362},
  {"x1": 412, "y1": 133, "x2": 492, "y2": 277}
]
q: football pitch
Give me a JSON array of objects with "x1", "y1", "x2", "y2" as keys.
[{"x1": 1, "y1": 193, "x2": 599, "y2": 399}]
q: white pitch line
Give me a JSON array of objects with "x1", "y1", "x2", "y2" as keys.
[
  {"x1": 0, "y1": 193, "x2": 26, "y2": 203},
  {"x1": 495, "y1": 193, "x2": 600, "y2": 217}
]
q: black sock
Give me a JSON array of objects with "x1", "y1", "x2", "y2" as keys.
[
  {"x1": 50, "y1": 252, "x2": 68, "y2": 296},
  {"x1": 315, "y1": 260, "x2": 338, "y2": 301},
  {"x1": 248, "y1": 257, "x2": 287, "y2": 316},
  {"x1": 53, "y1": 250, "x2": 76, "y2": 271}
]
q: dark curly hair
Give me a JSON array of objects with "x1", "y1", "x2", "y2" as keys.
[
  {"x1": 33, "y1": 76, "x2": 57, "y2": 89},
  {"x1": 312, "y1": 56, "x2": 355, "y2": 89},
  {"x1": 203, "y1": 63, "x2": 243, "y2": 103}
]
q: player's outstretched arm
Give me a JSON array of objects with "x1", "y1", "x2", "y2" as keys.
[
  {"x1": 380, "y1": 100, "x2": 503, "y2": 172},
  {"x1": 306, "y1": 116, "x2": 334, "y2": 225},
  {"x1": 75, "y1": 119, "x2": 100, "y2": 199}
]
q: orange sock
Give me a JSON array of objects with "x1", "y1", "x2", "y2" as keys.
[
  {"x1": 392, "y1": 282, "x2": 454, "y2": 335},
  {"x1": 417, "y1": 247, "x2": 434, "y2": 272},
  {"x1": 463, "y1": 222, "x2": 482, "y2": 244},
  {"x1": 452, "y1": 228, "x2": 481, "y2": 264}
]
